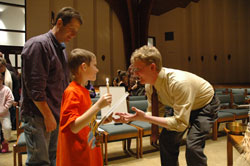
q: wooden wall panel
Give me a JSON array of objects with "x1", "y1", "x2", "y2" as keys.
[
  {"x1": 111, "y1": 11, "x2": 126, "y2": 78},
  {"x1": 26, "y1": 0, "x2": 50, "y2": 39},
  {"x1": 237, "y1": 0, "x2": 249, "y2": 82},
  {"x1": 25, "y1": 0, "x2": 250, "y2": 85},
  {"x1": 198, "y1": 0, "x2": 213, "y2": 82},
  {"x1": 223, "y1": 0, "x2": 237, "y2": 83},
  {"x1": 75, "y1": 0, "x2": 95, "y2": 52},
  {"x1": 95, "y1": 0, "x2": 111, "y2": 85},
  {"x1": 26, "y1": 0, "x2": 126, "y2": 86},
  {"x1": 148, "y1": 0, "x2": 250, "y2": 84}
]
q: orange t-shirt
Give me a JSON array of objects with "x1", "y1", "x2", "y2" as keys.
[{"x1": 56, "y1": 81, "x2": 103, "y2": 166}]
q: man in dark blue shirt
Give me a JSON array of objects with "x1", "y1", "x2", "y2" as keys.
[{"x1": 21, "y1": 7, "x2": 82, "y2": 166}]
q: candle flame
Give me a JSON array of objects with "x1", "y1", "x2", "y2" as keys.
[{"x1": 106, "y1": 77, "x2": 109, "y2": 83}]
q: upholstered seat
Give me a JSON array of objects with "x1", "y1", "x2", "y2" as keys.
[
  {"x1": 99, "y1": 123, "x2": 140, "y2": 165},
  {"x1": 131, "y1": 121, "x2": 151, "y2": 131},
  {"x1": 221, "y1": 94, "x2": 249, "y2": 122},
  {"x1": 218, "y1": 111, "x2": 235, "y2": 118},
  {"x1": 212, "y1": 94, "x2": 235, "y2": 140},
  {"x1": 100, "y1": 123, "x2": 139, "y2": 136},
  {"x1": 221, "y1": 108, "x2": 248, "y2": 117}
]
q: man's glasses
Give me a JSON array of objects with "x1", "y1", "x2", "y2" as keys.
[{"x1": 131, "y1": 64, "x2": 148, "y2": 73}]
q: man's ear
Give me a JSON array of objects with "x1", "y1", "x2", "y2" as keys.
[
  {"x1": 150, "y1": 63, "x2": 157, "y2": 71},
  {"x1": 56, "y1": 18, "x2": 63, "y2": 28}
]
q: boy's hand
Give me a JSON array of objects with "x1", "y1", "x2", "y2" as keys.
[{"x1": 95, "y1": 93, "x2": 112, "y2": 109}]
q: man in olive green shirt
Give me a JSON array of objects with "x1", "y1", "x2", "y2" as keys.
[{"x1": 115, "y1": 45, "x2": 220, "y2": 166}]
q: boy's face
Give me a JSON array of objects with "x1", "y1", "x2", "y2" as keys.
[{"x1": 85, "y1": 57, "x2": 98, "y2": 81}]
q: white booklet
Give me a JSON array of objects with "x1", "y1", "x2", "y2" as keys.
[
  {"x1": 89, "y1": 88, "x2": 128, "y2": 146},
  {"x1": 99, "y1": 86, "x2": 128, "y2": 121},
  {"x1": 97, "y1": 92, "x2": 129, "y2": 127}
]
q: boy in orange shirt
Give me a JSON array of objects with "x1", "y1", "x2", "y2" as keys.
[{"x1": 56, "y1": 48, "x2": 112, "y2": 166}]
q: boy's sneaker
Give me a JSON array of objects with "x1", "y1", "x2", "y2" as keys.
[{"x1": 1, "y1": 142, "x2": 9, "y2": 153}]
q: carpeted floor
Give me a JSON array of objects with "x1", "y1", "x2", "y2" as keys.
[{"x1": 0, "y1": 124, "x2": 242, "y2": 166}]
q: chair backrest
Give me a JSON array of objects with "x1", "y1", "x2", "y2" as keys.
[
  {"x1": 232, "y1": 93, "x2": 247, "y2": 105},
  {"x1": 214, "y1": 88, "x2": 228, "y2": 95},
  {"x1": 231, "y1": 88, "x2": 246, "y2": 95},
  {"x1": 128, "y1": 100, "x2": 148, "y2": 114},
  {"x1": 128, "y1": 95, "x2": 147, "y2": 101},
  {"x1": 247, "y1": 88, "x2": 250, "y2": 95},
  {"x1": 217, "y1": 94, "x2": 232, "y2": 109}
]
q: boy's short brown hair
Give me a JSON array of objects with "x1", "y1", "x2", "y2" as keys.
[
  {"x1": 131, "y1": 45, "x2": 162, "y2": 72},
  {"x1": 68, "y1": 48, "x2": 96, "y2": 76}
]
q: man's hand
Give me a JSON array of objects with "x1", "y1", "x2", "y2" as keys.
[
  {"x1": 113, "y1": 107, "x2": 146, "y2": 123},
  {"x1": 33, "y1": 100, "x2": 57, "y2": 132},
  {"x1": 44, "y1": 114, "x2": 57, "y2": 132}
]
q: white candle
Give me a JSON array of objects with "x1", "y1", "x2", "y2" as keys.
[{"x1": 106, "y1": 77, "x2": 110, "y2": 93}]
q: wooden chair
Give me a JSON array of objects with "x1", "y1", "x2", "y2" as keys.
[
  {"x1": 246, "y1": 88, "x2": 250, "y2": 103},
  {"x1": 99, "y1": 123, "x2": 140, "y2": 165},
  {"x1": 214, "y1": 88, "x2": 229, "y2": 95},
  {"x1": 92, "y1": 105, "x2": 140, "y2": 165},
  {"x1": 128, "y1": 100, "x2": 162, "y2": 157},
  {"x1": 212, "y1": 94, "x2": 235, "y2": 140},
  {"x1": 221, "y1": 93, "x2": 249, "y2": 123},
  {"x1": 97, "y1": 87, "x2": 142, "y2": 164},
  {"x1": 13, "y1": 104, "x2": 27, "y2": 166},
  {"x1": 212, "y1": 111, "x2": 235, "y2": 140},
  {"x1": 231, "y1": 88, "x2": 246, "y2": 95}
]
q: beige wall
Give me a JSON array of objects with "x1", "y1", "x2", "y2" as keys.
[
  {"x1": 25, "y1": 0, "x2": 125, "y2": 85},
  {"x1": 148, "y1": 0, "x2": 250, "y2": 84},
  {"x1": 26, "y1": 0, "x2": 250, "y2": 85},
  {"x1": 26, "y1": 0, "x2": 51, "y2": 39}
]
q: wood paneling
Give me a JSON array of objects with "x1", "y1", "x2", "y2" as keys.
[
  {"x1": 149, "y1": 0, "x2": 250, "y2": 84},
  {"x1": 26, "y1": 0, "x2": 50, "y2": 39}
]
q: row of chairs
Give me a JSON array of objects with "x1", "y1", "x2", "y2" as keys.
[
  {"x1": 12, "y1": 89, "x2": 250, "y2": 165},
  {"x1": 12, "y1": 95, "x2": 150, "y2": 166},
  {"x1": 93, "y1": 95, "x2": 154, "y2": 165},
  {"x1": 215, "y1": 88, "x2": 250, "y2": 98},
  {"x1": 212, "y1": 91, "x2": 250, "y2": 140}
]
